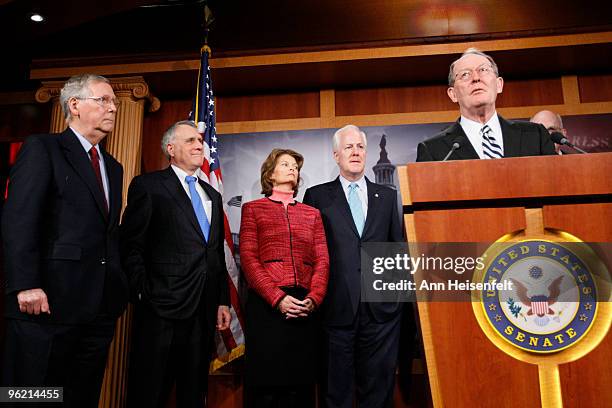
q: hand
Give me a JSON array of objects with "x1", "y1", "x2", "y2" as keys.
[
  {"x1": 216, "y1": 305, "x2": 231, "y2": 330},
  {"x1": 277, "y1": 295, "x2": 309, "y2": 319},
  {"x1": 303, "y1": 298, "x2": 316, "y2": 313},
  {"x1": 17, "y1": 288, "x2": 50, "y2": 315}
]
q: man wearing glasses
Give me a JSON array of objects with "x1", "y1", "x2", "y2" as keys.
[
  {"x1": 416, "y1": 48, "x2": 555, "y2": 161},
  {"x1": 1, "y1": 74, "x2": 128, "y2": 407}
]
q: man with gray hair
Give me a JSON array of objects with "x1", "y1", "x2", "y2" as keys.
[
  {"x1": 1, "y1": 74, "x2": 128, "y2": 406},
  {"x1": 417, "y1": 48, "x2": 555, "y2": 161},
  {"x1": 530, "y1": 109, "x2": 568, "y2": 154},
  {"x1": 120, "y1": 120, "x2": 231, "y2": 407},
  {"x1": 304, "y1": 124, "x2": 403, "y2": 408}
]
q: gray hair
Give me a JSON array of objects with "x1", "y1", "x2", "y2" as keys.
[
  {"x1": 161, "y1": 120, "x2": 198, "y2": 160},
  {"x1": 448, "y1": 48, "x2": 500, "y2": 86},
  {"x1": 60, "y1": 74, "x2": 110, "y2": 121},
  {"x1": 332, "y1": 124, "x2": 368, "y2": 152}
]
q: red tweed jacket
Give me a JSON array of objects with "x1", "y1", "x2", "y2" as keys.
[{"x1": 239, "y1": 197, "x2": 329, "y2": 307}]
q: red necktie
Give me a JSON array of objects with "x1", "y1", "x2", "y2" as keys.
[{"x1": 89, "y1": 147, "x2": 108, "y2": 213}]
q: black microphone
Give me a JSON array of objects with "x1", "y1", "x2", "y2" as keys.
[
  {"x1": 442, "y1": 142, "x2": 461, "y2": 162},
  {"x1": 550, "y1": 132, "x2": 587, "y2": 154}
]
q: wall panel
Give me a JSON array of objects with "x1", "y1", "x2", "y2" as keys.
[
  {"x1": 578, "y1": 74, "x2": 612, "y2": 103},
  {"x1": 496, "y1": 78, "x2": 564, "y2": 107},
  {"x1": 335, "y1": 85, "x2": 454, "y2": 116},
  {"x1": 216, "y1": 92, "x2": 320, "y2": 122}
]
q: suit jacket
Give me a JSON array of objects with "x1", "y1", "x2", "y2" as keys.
[
  {"x1": 416, "y1": 115, "x2": 556, "y2": 162},
  {"x1": 303, "y1": 177, "x2": 403, "y2": 326},
  {"x1": 120, "y1": 167, "x2": 230, "y2": 324},
  {"x1": 239, "y1": 198, "x2": 329, "y2": 307},
  {"x1": 2, "y1": 129, "x2": 128, "y2": 324}
]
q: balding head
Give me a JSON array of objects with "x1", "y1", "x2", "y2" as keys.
[{"x1": 530, "y1": 110, "x2": 565, "y2": 136}]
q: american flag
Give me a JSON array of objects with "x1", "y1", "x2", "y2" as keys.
[{"x1": 190, "y1": 46, "x2": 245, "y2": 371}]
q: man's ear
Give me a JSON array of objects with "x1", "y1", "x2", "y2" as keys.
[
  {"x1": 333, "y1": 150, "x2": 340, "y2": 164},
  {"x1": 496, "y1": 76, "x2": 504, "y2": 94},
  {"x1": 447, "y1": 87, "x2": 458, "y2": 103},
  {"x1": 68, "y1": 97, "x2": 80, "y2": 118}
]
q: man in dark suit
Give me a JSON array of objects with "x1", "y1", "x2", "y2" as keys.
[
  {"x1": 120, "y1": 120, "x2": 231, "y2": 407},
  {"x1": 1, "y1": 74, "x2": 129, "y2": 406},
  {"x1": 417, "y1": 48, "x2": 555, "y2": 161},
  {"x1": 303, "y1": 124, "x2": 403, "y2": 408}
]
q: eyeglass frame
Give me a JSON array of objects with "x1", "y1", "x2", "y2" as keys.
[
  {"x1": 453, "y1": 63, "x2": 498, "y2": 84},
  {"x1": 75, "y1": 95, "x2": 120, "y2": 108}
]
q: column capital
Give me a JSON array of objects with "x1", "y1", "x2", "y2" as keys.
[
  {"x1": 110, "y1": 76, "x2": 160, "y2": 112},
  {"x1": 35, "y1": 80, "x2": 64, "y2": 103},
  {"x1": 35, "y1": 76, "x2": 160, "y2": 112}
]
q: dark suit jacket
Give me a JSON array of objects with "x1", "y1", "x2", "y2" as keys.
[
  {"x1": 416, "y1": 115, "x2": 556, "y2": 162},
  {"x1": 120, "y1": 167, "x2": 229, "y2": 325},
  {"x1": 303, "y1": 177, "x2": 403, "y2": 326},
  {"x1": 1, "y1": 129, "x2": 128, "y2": 324}
]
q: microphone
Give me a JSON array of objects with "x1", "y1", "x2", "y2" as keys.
[
  {"x1": 550, "y1": 132, "x2": 587, "y2": 154},
  {"x1": 442, "y1": 142, "x2": 461, "y2": 162}
]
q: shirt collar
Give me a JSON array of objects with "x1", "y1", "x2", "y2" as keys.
[
  {"x1": 459, "y1": 112, "x2": 502, "y2": 157},
  {"x1": 339, "y1": 174, "x2": 366, "y2": 192},
  {"x1": 460, "y1": 112, "x2": 500, "y2": 134},
  {"x1": 70, "y1": 126, "x2": 100, "y2": 156},
  {"x1": 171, "y1": 164, "x2": 198, "y2": 183}
]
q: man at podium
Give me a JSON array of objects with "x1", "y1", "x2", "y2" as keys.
[{"x1": 416, "y1": 48, "x2": 555, "y2": 161}]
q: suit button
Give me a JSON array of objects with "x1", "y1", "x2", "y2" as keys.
[{"x1": 100, "y1": 258, "x2": 107, "y2": 265}]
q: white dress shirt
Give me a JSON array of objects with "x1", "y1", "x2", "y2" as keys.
[
  {"x1": 171, "y1": 165, "x2": 212, "y2": 224},
  {"x1": 339, "y1": 174, "x2": 368, "y2": 219},
  {"x1": 459, "y1": 112, "x2": 504, "y2": 159}
]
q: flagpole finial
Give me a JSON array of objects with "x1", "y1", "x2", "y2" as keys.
[
  {"x1": 202, "y1": 4, "x2": 215, "y2": 48},
  {"x1": 201, "y1": 45, "x2": 212, "y2": 56}
]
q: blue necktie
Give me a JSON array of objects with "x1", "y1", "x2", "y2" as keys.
[
  {"x1": 185, "y1": 176, "x2": 210, "y2": 242},
  {"x1": 348, "y1": 183, "x2": 365, "y2": 236}
]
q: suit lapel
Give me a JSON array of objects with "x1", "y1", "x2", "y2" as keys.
[
  {"x1": 200, "y1": 179, "x2": 219, "y2": 246},
  {"x1": 330, "y1": 178, "x2": 360, "y2": 238},
  {"x1": 499, "y1": 115, "x2": 521, "y2": 158},
  {"x1": 443, "y1": 120, "x2": 479, "y2": 160},
  {"x1": 362, "y1": 178, "x2": 379, "y2": 238},
  {"x1": 161, "y1": 167, "x2": 206, "y2": 242},
  {"x1": 59, "y1": 129, "x2": 108, "y2": 221},
  {"x1": 101, "y1": 148, "x2": 121, "y2": 228}
]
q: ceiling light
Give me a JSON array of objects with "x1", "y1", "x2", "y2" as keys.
[{"x1": 30, "y1": 14, "x2": 44, "y2": 23}]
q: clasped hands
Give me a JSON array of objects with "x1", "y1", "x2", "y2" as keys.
[{"x1": 277, "y1": 295, "x2": 315, "y2": 319}]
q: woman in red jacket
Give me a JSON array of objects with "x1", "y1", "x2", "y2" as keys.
[{"x1": 240, "y1": 148, "x2": 329, "y2": 408}]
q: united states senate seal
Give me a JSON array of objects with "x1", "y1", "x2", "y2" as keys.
[{"x1": 478, "y1": 239, "x2": 598, "y2": 353}]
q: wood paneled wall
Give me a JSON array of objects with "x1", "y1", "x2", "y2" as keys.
[{"x1": 139, "y1": 73, "x2": 612, "y2": 173}]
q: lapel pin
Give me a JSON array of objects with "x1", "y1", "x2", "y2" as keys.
[{"x1": 375, "y1": 193, "x2": 379, "y2": 198}]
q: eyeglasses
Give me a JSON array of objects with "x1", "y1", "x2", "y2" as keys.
[
  {"x1": 454, "y1": 64, "x2": 496, "y2": 83},
  {"x1": 78, "y1": 95, "x2": 120, "y2": 108}
]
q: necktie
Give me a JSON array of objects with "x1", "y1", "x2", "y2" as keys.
[
  {"x1": 348, "y1": 183, "x2": 365, "y2": 237},
  {"x1": 89, "y1": 147, "x2": 108, "y2": 212},
  {"x1": 185, "y1": 176, "x2": 210, "y2": 242},
  {"x1": 481, "y1": 125, "x2": 503, "y2": 159}
]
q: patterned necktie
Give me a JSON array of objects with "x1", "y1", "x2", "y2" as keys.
[
  {"x1": 89, "y1": 147, "x2": 108, "y2": 212},
  {"x1": 185, "y1": 176, "x2": 210, "y2": 242},
  {"x1": 481, "y1": 125, "x2": 503, "y2": 159},
  {"x1": 348, "y1": 183, "x2": 365, "y2": 237}
]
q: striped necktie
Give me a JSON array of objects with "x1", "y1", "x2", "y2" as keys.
[{"x1": 481, "y1": 125, "x2": 503, "y2": 159}]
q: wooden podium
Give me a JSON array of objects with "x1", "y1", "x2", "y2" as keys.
[{"x1": 398, "y1": 153, "x2": 612, "y2": 408}]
